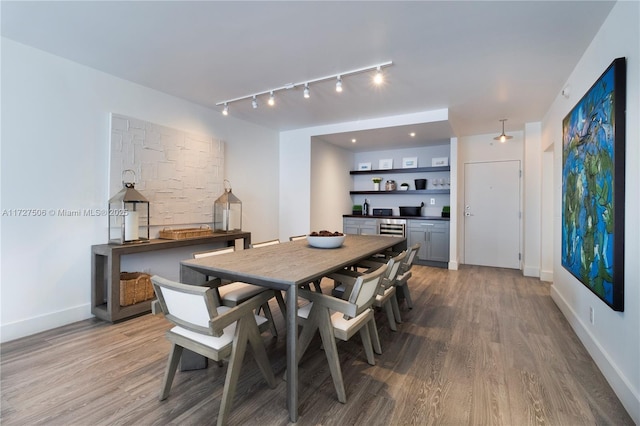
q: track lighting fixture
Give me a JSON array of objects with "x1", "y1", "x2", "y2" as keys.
[
  {"x1": 493, "y1": 119, "x2": 513, "y2": 143},
  {"x1": 216, "y1": 61, "x2": 392, "y2": 115}
]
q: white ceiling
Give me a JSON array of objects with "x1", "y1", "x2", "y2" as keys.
[{"x1": 1, "y1": 1, "x2": 615, "y2": 151}]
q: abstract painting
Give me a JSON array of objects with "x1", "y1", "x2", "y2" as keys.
[{"x1": 562, "y1": 57, "x2": 626, "y2": 311}]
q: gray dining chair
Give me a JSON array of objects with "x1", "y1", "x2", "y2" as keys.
[
  {"x1": 331, "y1": 250, "x2": 407, "y2": 332},
  {"x1": 288, "y1": 235, "x2": 325, "y2": 293},
  {"x1": 394, "y1": 243, "x2": 420, "y2": 309},
  {"x1": 151, "y1": 275, "x2": 276, "y2": 426},
  {"x1": 194, "y1": 246, "x2": 280, "y2": 337},
  {"x1": 296, "y1": 264, "x2": 387, "y2": 403}
]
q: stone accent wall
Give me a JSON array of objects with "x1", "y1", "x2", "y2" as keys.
[{"x1": 109, "y1": 113, "x2": 223, "y2": 226}]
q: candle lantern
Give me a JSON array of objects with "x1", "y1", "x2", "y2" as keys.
[
  {"x1": 108, "y1": 170, "x2": 150, "y2": 244},
  {"x1": 214, "y1": 180, "x2": 242, "y2": 232}
]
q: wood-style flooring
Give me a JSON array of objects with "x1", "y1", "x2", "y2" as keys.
[{"x1": 1, "y1": 265, "x2": 633, "y2": 425}]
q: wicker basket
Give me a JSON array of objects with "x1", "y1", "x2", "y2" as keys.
[
  {"x1": 119, "y1": 272, "x2": 154, "y2": 306},
  {"x1": 159, "y1": 226, "x2": 214, "y2": 240}
]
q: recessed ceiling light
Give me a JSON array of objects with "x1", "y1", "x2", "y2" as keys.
[
  {"x1": 351, "y1": 138, "x2": 357, "y2": 143},
  {"x1": 409, "y1": 132, "x2": 416, "y2": 137}
]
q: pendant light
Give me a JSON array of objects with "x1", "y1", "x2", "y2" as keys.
[{"x1": 494, "y1": 119, "x2": 513, "y2": 143}]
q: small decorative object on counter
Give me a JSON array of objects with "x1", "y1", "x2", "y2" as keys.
[
  {"x1": 352, "y1": 204, "x2": 363, "y2": 216},
  {"x1": 385, "y1": 180, "x2": 397, "y2": 191},
  {"x1": 108, "y1": 169, "x2": 150, "y2": 245},
  {"x1": 372, "y1": 177, "x2": 382, "y2": 191},
  {"x1": 400, "y1": 183, "x2": 410, "y2": 191},
  {"x1": 363, "y1": 198, "x2": 369, "y2": 216},
  {"x1": 214, "y1": 179, "x2": 242, "y2": 232},
  {"x1": 442, "y1": 206, "x2": 451, "y2": 218}
]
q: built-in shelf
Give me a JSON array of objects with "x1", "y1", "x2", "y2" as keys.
[
  {"x1": 350, "y1": 166, "x2": 450, "y2": 175},
  {"x1": 350, "y1": 189, "x2": 450, "y2": 195}
]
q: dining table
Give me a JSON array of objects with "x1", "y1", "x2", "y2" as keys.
[{"x1": 179, "y1": 233, "x2": 406, "y2": 422}]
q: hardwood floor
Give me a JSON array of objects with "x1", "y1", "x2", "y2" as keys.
[{"x1": 1, "y1": 265, "x2": 633, "y2": 425}]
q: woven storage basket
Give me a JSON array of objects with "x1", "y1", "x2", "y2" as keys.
[
  {"x1": 159, "y1": 226, "x2": 214, "y2": 240},
  {"x1": 119, "y1": 272, "x2": 154, "y2": 306}
]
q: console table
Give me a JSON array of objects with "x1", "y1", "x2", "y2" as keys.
[{"x1": 91, "y1": 231, "x2": 251, "y2": 322}]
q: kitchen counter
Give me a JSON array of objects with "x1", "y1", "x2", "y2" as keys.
[{"x1": 343, "y1": 214, "x2": 449, "y2": 221}]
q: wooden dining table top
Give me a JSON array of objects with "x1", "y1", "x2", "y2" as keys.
[{"x1": 180, "y1": 234, "x2": 405, "y2": 290}]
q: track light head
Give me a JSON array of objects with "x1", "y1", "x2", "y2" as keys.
[
  {"x1": 222, "y1": 103, "x2": 229, "y2": 116},
  {"x1": 252, "y1": 96, "x2": 258, "y2": 109},
  {"x1": 336, "y1": 76, "x2": 343, "y2": 92},
  {"x1": 303, "y1": 84, "x2": 310, "y2": 99},
  {"x1": 268, "y1": 91, "x2": 275, "y2": 106},
  {"x1": 374, "y1": 66, "x2": 383, "y2": 85}
]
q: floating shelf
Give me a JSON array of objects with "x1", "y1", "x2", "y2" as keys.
[
  {"x1": 350, "y1": 189, "x2": 450, "y2": 195},
  {"x1": 350, "y1": 166, "x2": 450, "y2": 175}
]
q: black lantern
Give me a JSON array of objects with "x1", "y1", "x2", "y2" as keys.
[
  {"x1": 108, "y1": 170, "x2": 150, "y2": 244},
  {"x1": 214, "y1": 180, "x2": 242, "y2": 232}
]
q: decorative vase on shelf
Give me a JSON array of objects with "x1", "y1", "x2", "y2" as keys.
[{"x1": 372, "y1": 177, "x2": 382, "y2": 191}]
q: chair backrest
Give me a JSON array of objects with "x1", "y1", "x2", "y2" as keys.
[
  {"x1": 289, "y1": 235, "x2": 307, "y2": 241},
  {"x1": 399, "y1": 243, "x2": 420, "y2": 274},
  {"x1": 380, "y1": 250, "x2": 407, "y2": 290},
  {"x1": 250, "y1": 239, "x2": 281, "y2": 248},
  {"x1": 193, "y1": 246, "x2": 235, "y2": 259},
  {"x1": 151, "y1": 275, "x2": 219, "y2": 335},
  {"x1": 347, "y1": 264, "x2": 388, "y2": 315}
]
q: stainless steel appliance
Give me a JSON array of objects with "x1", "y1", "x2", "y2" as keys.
[{"x1": 378, "y1": 218, "x2": 406, "y2": 237}]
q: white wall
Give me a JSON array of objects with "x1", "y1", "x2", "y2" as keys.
[
  {"x1": 542, "y1": 2, "x2": 639, "y2": 422},
  {"x1": 523, "y1": 122, "x2": 542, "y2": 277},
  {"x1": 310, "y1": 139, "x2": 353, "y2": 233},
  {"x1": 0, "y1": 38, "x2": 279, "y2": 342}
]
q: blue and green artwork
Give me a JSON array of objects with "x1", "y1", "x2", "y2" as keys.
[{"x1": 562, "y1": 57, "x2": 625, "y2": 311}]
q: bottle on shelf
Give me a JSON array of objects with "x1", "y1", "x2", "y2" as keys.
[{"x1": 363, "y1": 198, "x2": 369, "y2": 216}]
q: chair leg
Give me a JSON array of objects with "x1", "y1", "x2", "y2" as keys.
[
  {"x1": 401, "y1": 285, "x2": 414, "y2": 309},
  {"x1": 316, "y1": 308, "x2": 347, "y2": 403},
  {"x1": 312, "y1": 279, "x2": 323, "y2": 293},
  {"x1": 159, "y1": 343, "x2": 183, "y2": 401},
  {"x1": 368, "y1": 318, "x2": 382, "y2": 355},
  {"x1": 274, "y1": 291, "x2": 287, "y2": 316},
  {"x1": 246, "y1": 315, "x2": 277, "y2": 388},
  {"x1": 383, "y1": 300, "x2": 397, "y2": 331},
  {"x1": 260, "y1": 302, "x2": 278, "y2": 338},
  {"x1": 218, "y1": 315, "x2": 250, "y2": 426},
  {"x1": 391, "y1": 294, "x2": 402, "y2": 324},
  {"x1": 358, "y1": 323, "x2": 376, "y2": 365}
]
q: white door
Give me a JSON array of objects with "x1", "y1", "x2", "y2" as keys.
[{"x1": 464, "y1": 161, "x2": 521, "y2": 269}]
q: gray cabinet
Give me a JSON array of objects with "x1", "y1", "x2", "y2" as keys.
[
  {"x1": 407, "y1": 220, "x2": 449, "y2": 264},
  {"x1": 343, "y1": 217, "x2": 379, "y2": 235}
]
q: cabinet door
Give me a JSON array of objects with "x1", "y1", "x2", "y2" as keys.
[
  {"x1": 428, "y1": 225, "x2": 450, "y2": 262},
  {"x1": 359, "y1": 224, "x2": 378, "y2": 235},
  {"x1": 408, "y1": 228, "x2": 428, "y2": 259}
]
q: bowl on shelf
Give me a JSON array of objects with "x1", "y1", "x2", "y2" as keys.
[{"x1": 307, "y1": 234, "x2": 345, "y2": 249}]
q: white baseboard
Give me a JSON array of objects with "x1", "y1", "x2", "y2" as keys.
[
  {"x1": 448, "y1": 260, "x2": 459, "y2": 270},
  {"x1": 550, "y1": 285, "x2": 640, "y2": 424},
  {"x1": 1, "y1": 304, "x2": 92, "y2": 343},
  {"x1": 540, "y1": 269, "x2": 553, "y2": 282}
]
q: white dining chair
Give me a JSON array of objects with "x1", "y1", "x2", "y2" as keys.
[
  {"x1": 194, "y1": 246, "x2": 280, "y2": 337},
  {"x1": 250, "y1": 239, "x2": 281, "y2": 248},
  {"x1": 295, "y1": 264, "x2": 387, "y2": 403},
  {"x1": 151, "y1": 275, "x2": 276, "y2": 426}
]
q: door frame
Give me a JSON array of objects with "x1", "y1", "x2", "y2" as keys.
[{"x1": 461, "y1": 160, "x2": 523, "y2": 269}]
